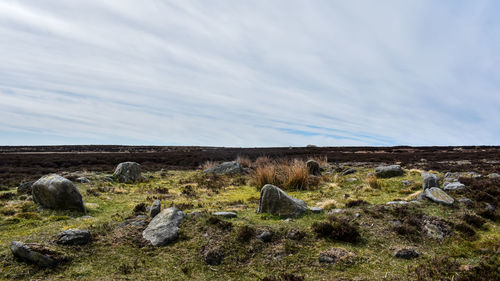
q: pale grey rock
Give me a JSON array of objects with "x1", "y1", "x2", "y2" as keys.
[
  {"x1": 256, "y1": 184, "x2": 307, "y2": 217},
  {"x1": 142, "y1": 207, "x2": 185, "y2": 247},
  {"x1": 422, "y1": 173, "x2": 439, "y2": 190},
  {"x1": 212, "y1": 211, "x2": 237, "y2": 218},
  {"x1": 32, "y1": 174, "x2": 85, "y2": 213},
  {"x1": 443, "y1": 182, "x2": 466, "y2": 191},
  {"x1": 458, "y1": 198, "x2": 473, "y2": 206},
  {"x1": 424, "y1": 187, "x2": 454, "y2": 206},
  {"x1": 113, "y1": 162, "x2": 141, "y2": 183},
  {"x1": 203, "y1": 161, "x2": 243, "y2": 175},
  {"x1": 488, "y1": 173, "x2": 500, "y2": 179},
  {"x1": 309, "y1": 207, "x2": 323, "y2": 213},
  {"x1": 150, "y1": 199, "x2": 161, "y2": 218},
  {"x1": 375, "y1": 165, "x2": 403, "y2": 178},
  {"x1": 386, "y1": 201, "x2": 409, "y2": 205},
  {"x1": 75, "y1": 177, "x2": 91, "y2": 184},
  {"x1": 256, "y1": 231, "x2": 273, "y2": 242}
]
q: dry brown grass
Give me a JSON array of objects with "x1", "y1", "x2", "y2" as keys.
[
  {"x1": 201, "y1": 160, "x2": 218, "y2": 170},
  {"x1": 317, "y1": 199, "x2": 338, "y2": 210},
  {"x1": 365, "y1": 174, "x2": 381, "y2": 189},
  {"x1": 250, "y1": 159, "x2": 320, "y2": 190},
  {"x1": 235, "y1": 155, "x2": 252, "y2": 168}
]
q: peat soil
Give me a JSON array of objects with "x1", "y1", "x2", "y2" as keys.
[{"x1": 1, "y1": 145, "x2": 499, "y2": 186}]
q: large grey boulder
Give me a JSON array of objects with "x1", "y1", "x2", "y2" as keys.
[
  {"x1": 375, "y1": 165, "x2": 403, "y2": 178},
  {"x1": 256, "y1": 184, "x2": 307, "y2": 217},
  {"x1": 422, "y1": 173, "x2": 439, "y2": 190},
  {"x1": 306, "y1": 160, "x2": 321, "y2": 176},
  {"x1": 424, "y1": 187, "x2": 454, "y2": 206},
  {"x1": 32, "y1": 174, "x2": 86, "y2": 213},
  {"x1": 17, "y1": 181, "x2": 35, "y2": 194},
  {"x1": 142, "y1": 207, "x2": 185, "y2": 247},
  {"x1": 56, "y1": 229, "x2": 91, "y2": 245},
  {"x1": 203, "y1": 161, "x2": 244, "y2": 175},
  {"x1": 113, "y1": 162, "x2": 141, "y2": 183},
  {"x1": 10, "y1": 241, "x2": 60, "y2": 267}
]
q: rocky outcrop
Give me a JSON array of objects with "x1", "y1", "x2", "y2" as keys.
[
  {"x1": 56, "y1": 229, "x2": 91, "y2": 245},
  {"x1": 256, "y1": 184, "x2": 307, "y2": 217},
  {"x1": 32, "y1": 174, "x2": 86, "y2": 213}
]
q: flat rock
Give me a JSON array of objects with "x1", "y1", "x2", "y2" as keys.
[
  {"x1": 256, "y1": 184, "x2": 307, "y2": 217},
  {"x1": 393, "y1": 247, "x2": 419, "y2": 259},
  {"x1": 327, "y1": 208, "x2": 346, "y2": 214},
  {"x1": 142, "y1": 207, "x2": 185, "y2": 247},
  {"x1": 443, "y1": 182, "x2": 466, "y2": 191},
  {"x1": 32, "y1": 174, "x2": 86, "y2": 213},
  {"x1": 75, "y1": 177, "x2": 91, "y2": 183},
  {"x1": 424, "y1": 187, "x2": 454, "y2": 206},
  {"x1": 375, "y1": 165, "x2": 403, "y2": 178},
  {"x1": 212, "y1": 211, "x2": 237, "y2": 218},
  {"x1": 386, "y1": 201, "x2": 409, "y2": 205},
  {"x1": 113, "y1": 162, "x2": 141, "y2": 183},
  {"x1": 346, "y1": 178, "x2": 357, "y2": 182},
  {"x1": 56, "y1": 229, "x2": 91, "y2": 245},
  {"x1": 422, "y1": 173, "x2": 439, "y2": 189},
  {"x1": 309, "y1": 207, "x2": 323, "y2": 213},
  {"x1": 342, "y1": 168, "x2": 356, "y2": 175},
  {"x1": 150, "y1": 199, "x2": 161, "y2": 218},
  {"x1": 10, "y1": 241, "x2": 61, "y2": 267},
  {"x1": 203, "y1": 161, "x2": 243, "y2": 175}
]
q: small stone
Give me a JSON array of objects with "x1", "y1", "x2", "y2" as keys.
[
  {"x1": 424, "y1": 187, "x2": 454, "y2": 206},
  {"x1": 386, "y1": 201, "x2": 409, "y2": 205},
  {"x1": 150, "y1": 199, "x2": 161, "y2": 218},
  {"x1": 286, "y1": 229, "x2": 305, "y2": 240},
  {"x1": 56, "y1": 229, "x2": 91, "y2": 245},
  {"x1": 32, "y1": 174, "x2": 86, "y2": 213},
  {"x1": 212, "y1": 211, "x2": 237, "y2": 218},
  {"x1": 488, "y1": 173, "x2": 500, "y2": 179},
  {"x1": 422, "y1": 173, "x2": 439, "y2": 190},
  {"x1": 443, "y1": 182, "x2": 466, "y2": 191},
  {"x1": 375, "y1": 165, "x2": 403, "y2": 178},
  {"x1": 458, "y1": 198, "x2": 473, "y2": 206},
  {"x1": 309, "y1": 207, "x2": 323, "y2": 213},
  {"x1": 347, "y1": 178, "x2": 357, "y2": 182},
  {"x1": 10, "y1": 241, "x2": 61, "y2": 267},
  {"x1": 256, "y1": 231, "x2": 273, "y2": 242},
  {"x1": 75, "y1": 177, "x2": 91, "y2": 184},
  {"x1": 327, "y1": 208, "x2": 345, "y2": 215},
  {"x1": 394, "y1": 247, "x2": 419, "y2": 259},
  {"x1": 342, "y1": 169, "x2": 356, "y2": 175},
  {"x1": 284, "y1": 218, "x2": 293, "y2": 222}
]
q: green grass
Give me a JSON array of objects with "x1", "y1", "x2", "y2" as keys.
[{"x1": 0, "y1": 168, "x2": 498, "y2": 280}]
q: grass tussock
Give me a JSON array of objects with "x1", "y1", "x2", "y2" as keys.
[
  {"x1": 249, "y1": 159, "x2": 321, "y2": 190},
  {"x1": 364, "y1": 174, "x2": 381, "y2": 189}
]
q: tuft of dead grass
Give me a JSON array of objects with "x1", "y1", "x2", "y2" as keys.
[
  {"x1": 365, "y1": 174, "x2": 381, "y2": 189},
  {"x1": 249, "y1": 159, "x2": 320, "y2": 190},
  {"x1": 235, "y1": 155, "x2": 252, "y2": 168}
]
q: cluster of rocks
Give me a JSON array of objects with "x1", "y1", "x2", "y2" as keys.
[{"x1": 421, "y1": 173, "x2": 455, "y2": 206}]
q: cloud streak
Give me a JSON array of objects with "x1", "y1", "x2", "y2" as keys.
[{"x1": 0, "y1": 0, "x2": 499, "y2": 146}]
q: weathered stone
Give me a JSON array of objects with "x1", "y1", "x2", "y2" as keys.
[
  {"x1": 309, "y1": 207, "x2": 323, "y2": 213},
  {"x1": 318, "y1": 248, "x2": 355, "y2": 264},
  {"x1": 113, "y1": 162, "x2": 141, "y2": 183},
  {"x1": 443, "y1": 182, "x2": 466, "y2": 191},
  {"x1": 56, "y1": 229, "x2": 91, "y2": 245},
  {"x1": 212, "y1": 211, "x2": 237, "y2": 218},
  {"x1": 150, "y1": 199, "x2": 161, "y2": 218},
  {"x1": 342, "y1": 168, "x2": 356, "y2": 175},
  {"x1": 394, "y1": 247, "x2": 419, "y2": 259},
  {"x1": 203, "y1": 161, "x2": 243, "y2": 175},
  {"x1": 346, "y1": 178, "x2": 357, "y2": 182},
  {"x1": 488, "y1": 173, "x2": 500, "y2": 179},
  {"x1": 375, "y1": 165, "x2": 403, "y2": 178},
  {"x1": 10, "y1": 241, "x2": 60, "y2": 267},
  {"x1": 32, "y1": 174, "x2": 86, "y2": 213},
  {"x1": 17, "y1": 181, "x2": 35, "y2": 195},
  {"x1": 306, "y1": 160, "x2": 321, "y2": 176},
  {"x1": 142, "y1": 207, "x2": 185, "y2": 247},
  {"x1": 401, "y1": 180, "x2": 413, "y2": 186},
  {"x1": 422, "y1": 173, "x2": 439, "y2": 190},
  {"x1": 256, "y1": 231, "x2": 273, "y2": 242},
  {"x1": 386, "y1": 201, "x2": 409, "y2": 205},
  {"x1": 424, "y1": 187, "x2": 454, "y2": 206},
  {"x1": 423, "y1": 220, "x2": 448, "y2": 239},
  {"x1": 75, "y1": 177, "x2": 90, "y2": 184},
  {"x1": 257, "y1": 184, "x2": 307, "y2": 217},
  {"x1": 458, "y1": 198, "x2": 474, "y2": 206}
]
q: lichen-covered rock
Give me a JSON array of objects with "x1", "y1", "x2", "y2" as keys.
[
  {"x1": 422, "y1": 173, "x2": 439, "y2": 189},
  {"x1": 203, "y1": 161, "x2": 243, "y2": 175},
  {"x1": 443, "y1": 182, "x2": 466, "y2": 191},
  {"x1": 113, "y1": 162, "x2": 141, "y2": 183},
  {"x1": 257, "y1": 184, "x2": 307, "y2": 217},
  {"x1": 142, "y1": 207, "x2": 185, "y2": 247},
  {"x1": 306, "y1": 160, "x2": 321, "y2": 176},
  {"x1": 32, "y1": 174, "x2": 86, "y2": 213},
  {"x1": 10, "y1": 241, "x2": 62, "y2": 267},
  {"x1": 424, "y1": 187, "x2": 454, "y2": 206},
  {"x1": 56, "y1": 229, "x2": 91, "y2": 245},
  {"x1": 375, "y1": 165, "x2": 403, "y2": 178},
  {"x1": 149, "y1": 199, "x2": 161, "y2": 218}
]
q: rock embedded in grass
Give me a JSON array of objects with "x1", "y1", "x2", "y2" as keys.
[
  {"x1": 10, "y1": 241, "x2": 61, "y2": 267},
  {"x1": 422, "y1": 173, "x2": 439, "y2": 189},
  {"x1": 393, "y1": 247, "x2": 419, "y2": 259},
  {"x1": 443, "y1": 182, "x2": 466, "y2": 191},
  {"x1": 149, "y1": 199, "x2": 161, "y2": 218},
  {"x1": 113, "y1": 162, "x2": 142, "y2": 183},
  {"x1": 142, "y1": 207, "x2": 185, "y2": 247},
  {"x1": 203, "y1": 161, "x2": 243, "y2": 175},
  {"x1": 309, "y1": 207, "x2": 323, "y2": 213},
  {"x1": 424, "y1": 187, "x2": 454, "y2": 206},
  {"x1": 75, "y1": 177, "x2": 90, "y2": 183},
  {"x1": 257, "y1": 184, "x2": 307, "y2": 217},
  {"x1": 212, "y1": 211, "x2": 237, "y2": 218},
  {"x1": 32, "y1": 174, "x2": 86, "y2": 213},
  {"x1": 306, "y1": 160, "x2": 321, "y2": 176},
  {"x1": 342, "y1": 168, "x2": 356, "y2": 175},
  {"x1": 56, "y1": 229, "x2": 91, "y2": 245},
  {"x1": 375, "y1": 165, "x2": 403, "y2": 178}
]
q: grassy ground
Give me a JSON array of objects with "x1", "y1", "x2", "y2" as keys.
[{"x1": 0, "y1": 167, "x2": 499, "y2": 280}]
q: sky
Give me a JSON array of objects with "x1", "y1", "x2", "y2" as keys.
[{"x1": 0, "y1": 0, "x2": 499, "y2": 147}]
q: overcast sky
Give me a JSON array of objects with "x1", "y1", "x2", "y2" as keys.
[{"x1": 1, "y1": 0, "x2": 499, "y2": 146}]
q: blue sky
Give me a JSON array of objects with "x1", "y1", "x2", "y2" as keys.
[{"x1": 0, "y1": 0, "x2": 499, "y2": 146}]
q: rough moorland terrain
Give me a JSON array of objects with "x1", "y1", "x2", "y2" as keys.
[{"x1": 0, "y1": 150, "x2": 499, "y2": 280}]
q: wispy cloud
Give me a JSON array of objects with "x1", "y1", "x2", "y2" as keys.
[{"x1": 0, "y1": 0, "x2": 499, "y2": 146}]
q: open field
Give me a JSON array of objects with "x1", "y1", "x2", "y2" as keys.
[{"x1": 0, "y1": 146, "x2": 499, "y2": 280}]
